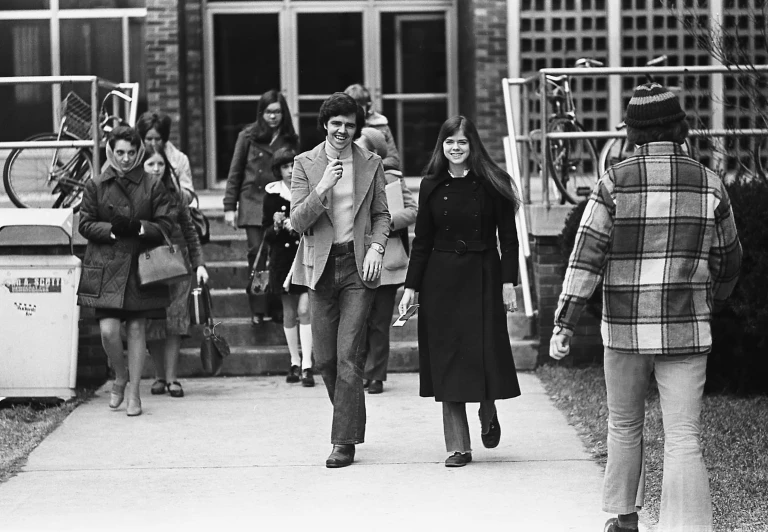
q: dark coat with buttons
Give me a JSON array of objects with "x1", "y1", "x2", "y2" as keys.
[
  {"x1": 223, "y1": 130, "x2": 299, "y2": 227},
  {"x1": 262, "y1": 183, "x2": 301, "y2": 292},
  {"x1": 404, "y1": 171, "x2": 521, "y2": 402},
  {"x1": 77, "y1": 166, "x2": 174, "y2": 311}
]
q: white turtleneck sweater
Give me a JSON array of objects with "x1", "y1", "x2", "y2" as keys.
[{"x1": 325, "y1": 143, "x2": 355, "y2": 244}]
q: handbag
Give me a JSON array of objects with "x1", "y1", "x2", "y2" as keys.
[
  {"x1": 248, "y1": 238, "x2": 270, "y2": 295},
  {"x1": 199, "y1": 281, "x2": 230, "y2": 376},
  {"x1": 137, "y1": 227, "x2": 190, "y2": 287},
  {"x1": 188, "y1": 286, "x2": 209, "y2": 325},
  {"x1": 188, "y1": 191, "x2": 211, "y2": 245}
]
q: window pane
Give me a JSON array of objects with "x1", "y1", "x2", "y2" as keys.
[
  {"x1": 297, "y1": 13, "x2": 363, "y2": 95},
  {"x1": 0, "y1": 20, "x2": 53, "y2": 141},
  {"x1": 128, "y1": 17, "x2": 147, "y2": 118},
  {"x1": 60, "y1": 1, "x2": 145, "y2": 7},
  {"x1": 0, "y1": 1, "x2": 48, "y2": 9},
  {"x1": 298, "y1": 99, "x2": 326, "y2": 152},
  {"x1": 60, "y1": 19, "x2": 124, "y2": 102},
  {"x1": 383, "y1": 100, "x2": 447, "y2": 176},
  {"x1": 215, "y1": 101, "x2": 260, "y2": 182},
  {"x1": 214, "y1": 14, "x2": 279, "y2": 96},
  {"x1": 381, "y1": 13, "x2": 447, "y2": 94}
]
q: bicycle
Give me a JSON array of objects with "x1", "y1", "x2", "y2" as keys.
[
  {"x1": 529, "y1": 57, "x2": 602, "y2": 204},
  {"x1": 598, "y1": 55, "x2": 696, "y2": 174},
  {"x1": 3, "y1": 89, "x2": 133, "y2": 212}
]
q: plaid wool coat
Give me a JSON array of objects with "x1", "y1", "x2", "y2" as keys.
[{"x1": 553, "y1": 142, "x2": 742, "y2": 355}]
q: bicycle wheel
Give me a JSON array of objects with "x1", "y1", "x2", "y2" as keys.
[
  {"x1": 3, "y1": 132, "x2": 93, "y2": 211},
  {"x1": 547, "y1": 119, "x2": 599, "y2": 204},
  {"x1": 598, "y1": 137, "x2": 632, "y2": 175}
]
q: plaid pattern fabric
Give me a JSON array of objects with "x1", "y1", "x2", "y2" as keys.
[{"x1": 554, "y1": 142, "x2": 742, "y2": 355}]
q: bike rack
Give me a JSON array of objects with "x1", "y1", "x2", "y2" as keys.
[
  {"x1": 0, "y1": 76, "x2": 140, "y2": 176},
  {"x1": 503, "y1": 63, "x2": 768, "y2": 208}
]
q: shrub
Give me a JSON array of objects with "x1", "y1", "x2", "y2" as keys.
[{"x1": 708, "y1": 176, "x2": 768, "y2": 395}]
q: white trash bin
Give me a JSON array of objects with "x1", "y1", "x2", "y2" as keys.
[{"x1": 0, "y1": 209, "x2": 81, "y2": 399}]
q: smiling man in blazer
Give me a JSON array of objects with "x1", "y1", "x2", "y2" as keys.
[{"x1": 290, "y1": 92, "x2": 390, "y2": 468}]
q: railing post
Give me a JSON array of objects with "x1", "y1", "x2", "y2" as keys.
[
  {"x1": 521, "y1": 83, "x2": 531, "y2": 204},
  {"x1": 91, "y1": 78, "x2": 100, "y2": 174},
  {"x1": 539, "y1": 70, "x2": 549, "y2": 207}
]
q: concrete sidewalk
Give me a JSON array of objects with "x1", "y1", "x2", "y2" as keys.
[{"x1": 0, "y1": 373, "x2": 613, "y2": 532}]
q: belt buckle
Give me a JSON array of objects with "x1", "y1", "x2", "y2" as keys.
[{"x1": 454, "y1": 240, "x2": 468, "y2": 255}]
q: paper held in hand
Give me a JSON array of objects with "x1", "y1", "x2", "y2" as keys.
[
  {"x1": 392, "y1": 304, "x2": 419, "y2": 327},
  {"x1": 385, "y1": 180, "x2": 404, "y2": 217}
]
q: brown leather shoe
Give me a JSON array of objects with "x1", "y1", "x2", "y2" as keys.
[
  {"x1": 445, "y1": 452, "x2": 472, "y2": 467},
  {"x1": 325, "y1": 444, "x2": 355, "y2": 468},
  {"x1": 481, "y1": 413, "x2": 501, "y2": 448}
]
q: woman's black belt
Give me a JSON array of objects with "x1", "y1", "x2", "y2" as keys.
[{"x1": 433, "y1": 238, "x2": 496, "y2": 255}]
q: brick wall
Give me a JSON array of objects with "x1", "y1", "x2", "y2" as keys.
[
  {"x1": 532, "y1": 235, "x2": 603, "y2": 367},
  {"x1": 146, "y1": 0, "x2": 181, "y2": 146},
  {"x1": 470, "y1": 0, "x2": 508, "y2": 166},
  {"x1": 182, "y1": 0, "x2": 206, "y2": 190}
]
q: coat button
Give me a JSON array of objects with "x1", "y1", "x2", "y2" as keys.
[
  {"x1": 285, "y1": 243, "x2": 290, "y2": 248},
  {"x1": 444, "y1": 196, "x2": 448, "y2": 200},
  {"x1": 443, "y1": 211, "x2": 448, "y2": 215},
  {"x1": 446, "y1": 226, "x2": 450, "y2": 230}
]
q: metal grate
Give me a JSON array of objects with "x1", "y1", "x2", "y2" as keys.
[{"x1": 61, "y1": 91, "x2": 94, "y2": 141}]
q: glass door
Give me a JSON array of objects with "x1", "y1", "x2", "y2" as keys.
[
  {"x1": 379, "y1": 11, "x2": 453, "y2": 176},
  {"x1": 205, "y1": 2, "x2": 456, "y2": 186},
  {"x1": 205, "y1": 7, "x2": 283, "y2": 184},
  {"x1": 294, "y1": 10, "x2": 365, "y2": 150}
]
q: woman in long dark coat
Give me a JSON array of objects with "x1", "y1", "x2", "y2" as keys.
[
  {"x1": 223, "y1": 89, "x2": 299, "y2": 324},
  {"x1": 77, "y1": 126, "x2": 174, "y2": 417},
  {"x1": 399, "y1": 115, "x2": 521, "y2": 467}
]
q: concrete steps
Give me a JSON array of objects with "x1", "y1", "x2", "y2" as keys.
[{"x1": 160, "y1": 191, "x2": 540, "y2": 378}]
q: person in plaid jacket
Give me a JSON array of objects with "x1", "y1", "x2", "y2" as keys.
[{"x1": 550, "y1": 83, "x2": 741, "y2": 532}]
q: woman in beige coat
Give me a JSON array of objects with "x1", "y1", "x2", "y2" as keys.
[{"x1": 355, "y1": 127, "x2": 417, "y2": 394}]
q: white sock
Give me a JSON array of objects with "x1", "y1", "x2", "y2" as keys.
[
  {"x1": 299, "y1": 323, "x2": 313, "y2": 370},
  {"x1": 283, "y1": 326, "x2": 301, "y2": 367}
]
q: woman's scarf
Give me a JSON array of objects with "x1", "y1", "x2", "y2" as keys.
[{"x1": 105, "y1": 141, "x2": 145, "y2": 177}]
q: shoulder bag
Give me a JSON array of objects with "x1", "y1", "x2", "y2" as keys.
[
  {"x1": 248, "y1": 238, "x2": 270, "y2": 294},
  {"x1": 137, "y1": 226, "x2": 191, "y2": 287},
  {"x1": 200, "y1": 280, "x2": 230, "y2": 376}
]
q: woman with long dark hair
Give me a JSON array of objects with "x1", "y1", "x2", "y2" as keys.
[
  {"x1": 223, "y1": 89, "x2": 299, "y2": 324},
  {"x1": 399, "y1": 115, "x2": 522, "y2": 467},
  {"x1": 143, "y1": 144, "x2": 208, "y2": 398}
]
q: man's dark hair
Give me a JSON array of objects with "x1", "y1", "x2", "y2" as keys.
[
  {"x1": 627, "y1": 120, "x2": 689, "y2": 146},
  {"x1": 317, "y1": 92, "x2": 365, "y2": 140}
]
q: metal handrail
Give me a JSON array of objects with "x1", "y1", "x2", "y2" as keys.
[
  {"x1": 0, "y1": 76, "x2": 140, "y2": 174},
  {"x1": 503, "y1": 63, "x2": 768, "y2": 207}
]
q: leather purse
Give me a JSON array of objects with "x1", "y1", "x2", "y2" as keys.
[
  {"x1": 188, "y1": 191, "x2": 211, "y2": 245},
  {"x1": 248, "y1": 238, "x2": 270, "y2": 295},
  {"x1": 188, "y1": 286, "x2": 208, "y2": 326},
  {"x1": 137, "y1": 227, "x2": 190, "y2": 287},
  {"x1": 199, "y1": 281, "x2": 230, "y2": 376}
]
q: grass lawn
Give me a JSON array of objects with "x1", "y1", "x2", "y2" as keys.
[
  {"x1": 0, "y1": 389, "x2": 94, "y2": 484},
  {"x1": 537, "y1": 364, "x2": 768, "y2": 532}
]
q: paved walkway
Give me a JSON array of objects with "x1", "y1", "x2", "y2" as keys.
[{"x1": 0, "y1": 373, "x2": 614, "y2": 531}]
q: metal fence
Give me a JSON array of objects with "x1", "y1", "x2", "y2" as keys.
[{"x1": 503, "y1": 64, "x2": 768, "y2": 207}]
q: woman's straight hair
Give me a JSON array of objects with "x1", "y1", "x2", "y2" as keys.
[
  {"x1": 245, "y1": 89, "x2": 299, "y2": 145},
  {"x1": 423, "y1": 115, "x2": 520, "y2": 210},
  {"x1": 143, "y1": 144, "x2": 181, "y2": 204}
]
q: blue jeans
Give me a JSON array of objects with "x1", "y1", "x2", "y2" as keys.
[
  {"x1": 603, "y1": 348, "x2": 712, "y2": 531},
  {"x1": 309, "y1": 251, "x2": 375, "y2": 444}
]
